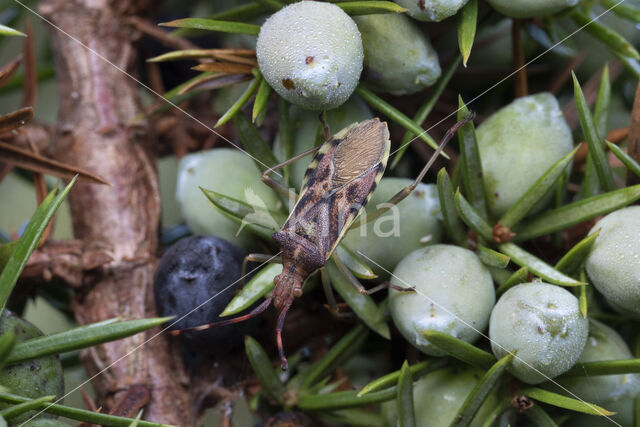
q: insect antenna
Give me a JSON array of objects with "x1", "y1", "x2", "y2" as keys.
[
  {"x1": 276, "y1": 300, "x2": 293, "y2": 370},
  {"x1": 169, "y1": 296, "x2": 273, "y2": 336},
  {"x1": 415, "y1": 111, "x2": 477, "y2": 182}
]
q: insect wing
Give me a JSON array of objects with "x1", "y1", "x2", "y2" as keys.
[
  {"x1": 323, "y1": 119, "x2": 390, "y2": 255},
  {"x1": 282, "y1": 118, "x2": 390, "y2": 262}
]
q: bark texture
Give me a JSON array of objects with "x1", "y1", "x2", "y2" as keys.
[{"x1": 39, "y1": 0, "x2": 191, "y2": 424}]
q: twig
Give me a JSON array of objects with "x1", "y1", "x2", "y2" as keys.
[
  {"x1": 23, "y1": 19, "x2": 52, "y2": 245},
  {"x1": 549, "y1": 51, "x2": 586, "y2": 95},
  {"x1": 125, "y1": 16, "x2": 199, "y2": 51},
  {"x1": 0, "y1": 55, "x2": 22, "y2": 89},
  {"x1": 209, "y1": 52, "x2": 257, "y2": 67},
  {"x1": 2, "y1": 120, "x2": 56, "y2": 155},
  {"x1": 0, "y1": 141, "x2": 111, "y2": 185},
  {"x1": 0, "y1": 107, "x2": 33, "y2": 134},
  {"x1": 192, "y1": 63, "x2": 254, "y2": 74},
  {"x1": 78, "y1": 387, "x2": 99, "y2": 427},
  {"x1": 177, "y1": 73, "x2": 250, "y2": 95},
  {"x1": 22, "y1": 19, "x2": 37, "y2": 108},
  {"x1": 512, "y1": 19, "x2": 528, "y2": 98},
  {"x1": 109, "y1": 385, "x2": 150, "y2": 419},
  {"x1": 454, "y1": 64, "x2": 547, "y2": 79},
  {"x1": 20, "y1": 240, "x2": 89, "y2": 288}
]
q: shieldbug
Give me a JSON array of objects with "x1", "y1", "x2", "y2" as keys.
[{"x1": 173, "y1": 115, "x2": 473, "y2": 369}]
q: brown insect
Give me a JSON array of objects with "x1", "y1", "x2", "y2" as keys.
[{"x1": 174, "y1": 115, "x2": 473, "y2": 369}]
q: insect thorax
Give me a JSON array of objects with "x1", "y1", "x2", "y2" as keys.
[
  {"x1": 271, "y1": 119, "x2": 390, "y2": 309},
  {"x1": 272, "y1": 230, "x2": 326, "y2": 276}
]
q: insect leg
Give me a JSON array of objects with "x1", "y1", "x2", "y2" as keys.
[
  {"x1": 276, "y1": 300, "x2": 293, "y2": 370},
  {"x1": 318, "y1": 111, "x2": 330, "y2": 141},
  {"x1": 241, "y1": 253, "x2": 282, "y2": 285},
  {"x1": 332, "y1": 254, "x2": 414, "y2": 294},
  {"x1": 261, "y1": 145, "x2": 321, "y2": 197},
  {"x1": 350, "y1": 114, "x2": 475, "y2": 229},
  {"x1": 169, "y1": 296, "x2": 273, "y2": 335},
  {"x1": 331, "y1": 253, "x2": 367, "y2": 294},
  {"x1": 320, "y1": 268, "x2": 353, "y2": 317},
  {"x1": 361, "y1": 282, "x2": 416, "y2": 294}
]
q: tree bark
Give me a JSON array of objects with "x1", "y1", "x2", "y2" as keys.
[{"x1": 40, "y1": 0, "x2": 191, "y2": 424}]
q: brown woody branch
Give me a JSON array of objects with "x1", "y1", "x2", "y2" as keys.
[
  {"x1": 21, "y1": 240, "x2": 88, "y2": 289},
  {"x1": 2, "y1": 120, "x2": 56, "y2": 156},
  {"x1": 511, "y1": 19, "x2": 528, "y2": 98},
  {"x1": 39, "y1": 0, "x2": 191, "y2": 423}
]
